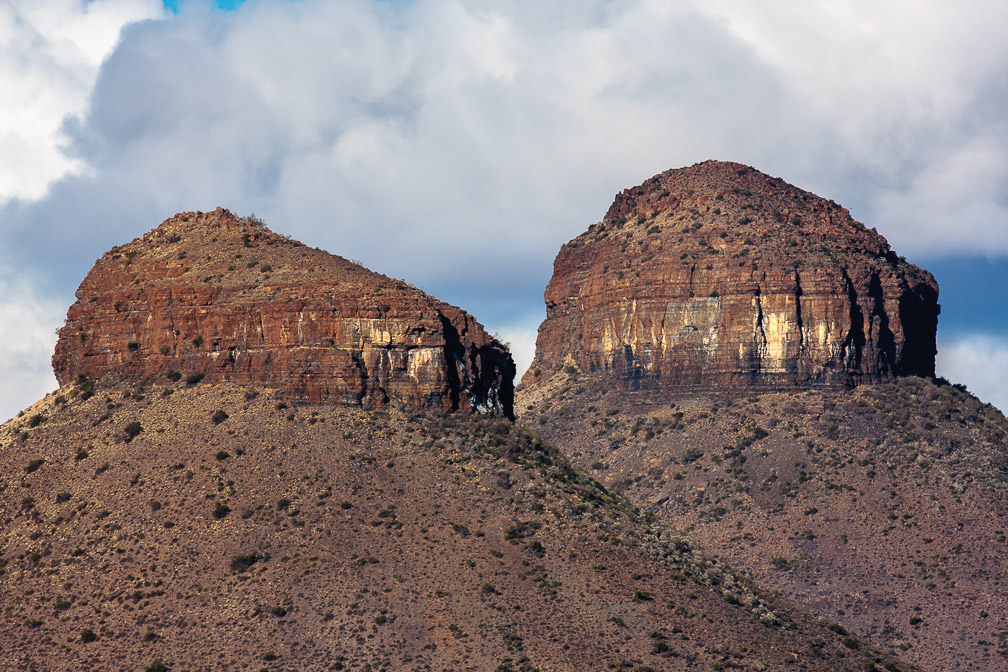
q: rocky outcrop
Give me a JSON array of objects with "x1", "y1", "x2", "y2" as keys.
[
  {"x1": 53, "y1": 209, "x2": 514, "y2": 417},
  {"x1": 524, "y1": 161, "x2": 939, "y2": 392}
]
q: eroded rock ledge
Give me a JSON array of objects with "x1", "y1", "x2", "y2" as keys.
[
  {"x1": 53, "y1": 209, "x2": 515, "y2": 417},
  {"x1": 524, "y1": 161, "x2": 939, "y2": 392}
]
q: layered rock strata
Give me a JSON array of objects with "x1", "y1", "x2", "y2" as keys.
[
  {"x1": 524, "y1": 161, "x2": 939, "y2": 391},
  {"x1": 53, "y1": 209, "x2": 515, "y2": 416}
]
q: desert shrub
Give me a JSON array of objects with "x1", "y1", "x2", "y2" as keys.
[
  {"x1": 165, "y1": 370, "x2": 182, "y2": 382},
  {"x1": 24, "y1": 459, "x2": 44, "y2": 473},
  {"x1": 185, "y1": 373, "x2": 204, "y2": 385},
  {"x1": 212, "y1": 502, "x2": 231, "y2": 519},
  {"x1": 504, "y1": 521, "x2": 536, "y2": 542},
  {"x1": 80, "y1": 628, "x2": 97, "y2": 643},
  {"x1": 633, "y1": 590, "x2": 652, "y2": 602},
  {"x1": 27, "y1": 413, "x2": 46, "y2": 428},
  {"x1": 76, "y1": 374, "x2": 95, "y2": 400},
  {"x1": 231, "y1": 553, "x2": 262, "y2": 573},
  {"x1": 211, "y1": 409, "x2": 229, "y2": 425},
  {"x1": 124, "y1": 421, "x2": 143, "y2": 442}
]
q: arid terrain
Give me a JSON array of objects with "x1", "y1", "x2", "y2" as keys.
[
  {"x1": 3, "y1": 160, "x2": 1002, "y2": 672},
  {"x1": 0, "y1": 378, "x2": 908, "y2": 671},
  {"x1": 519, "y1": 161, "x2": 1008, "y2": 672},
  {"x1": 518, "y1": 372, "x2": 1008, "y2": 671},
  {"x1": 0, "y1": 202, "x2": 922, "y2": 672}
]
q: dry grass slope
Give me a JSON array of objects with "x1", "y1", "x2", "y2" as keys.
[
  {"x1": 518, "y1": 372, "x2": 1008, "y2": 672},
  {"x1": 0, "y1": 376, "x2": 915, "y2": 672}
]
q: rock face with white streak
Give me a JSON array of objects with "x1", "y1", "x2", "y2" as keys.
[
  {"x1": 523, "y1": 161, "x2": 939, "y2": 392},
  {"x1": 52, "y1": 209, "x2": 514, "y2": 417}
]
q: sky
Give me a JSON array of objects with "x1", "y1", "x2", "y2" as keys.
[{"x1": 1, "y1": 0, "x2": 1006, "y2": 421}]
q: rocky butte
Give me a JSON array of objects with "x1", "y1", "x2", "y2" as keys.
[
  {"x1": 52, "y1": 208, "x2": 515, "y2": 417},
  {"x1": 523, "y1": 160, "x2": 940, "y2": 392},
  {"x1": 3, "y1": 208, "x2": 916, "y2": 672}
]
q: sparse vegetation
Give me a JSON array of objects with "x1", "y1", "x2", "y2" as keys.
[
  {"x1": 124, "y1": 421, "x2": 143, "y2": 442},
  {"x1": 231, "y1": 553, "x2": 262, "y2": 573}
]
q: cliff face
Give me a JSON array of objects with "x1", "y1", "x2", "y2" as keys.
[
  {"x1": 52, "y1": 209, "x2": 514, "y2": 417},
  {"x1": 524, "y1": 161, "x2": 939, "y2": 391}
]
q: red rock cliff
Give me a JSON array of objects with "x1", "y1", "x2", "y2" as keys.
[
  {"x1": 53, "y1": 209, "x2": 514, "y2": 417},
  {"x1": 524, "y1": 161, "x2": 939, "y2": 391}
]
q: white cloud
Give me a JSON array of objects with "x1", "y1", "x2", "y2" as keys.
[
  {"x1": 0, "y1": 0, "x2": 162, "y2": 202},
  {"x1": 0, "y1": 0, "x2": 1007, "y2": 416},
  {"x1": 493, "y1": 315, "x2": 543, "y2": 383},
  {"x1": 871, "y1": 140, "x2": 1008, "y2": 257},
  {"x1": 937, "y1": 334, "x2": 1008, "y2": 414},
  {"x1": 0, "y1": 272, "x2": 62, "y2": 423}
]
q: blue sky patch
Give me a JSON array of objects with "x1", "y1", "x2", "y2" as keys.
[
  {"x1": 927, "y1": 256, "x2": 1008, "y2": 336},
  {"x1": 163, "y1": 0, "x2": 248, "y2": 12}
]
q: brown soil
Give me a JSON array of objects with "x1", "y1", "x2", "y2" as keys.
[
  {"x1": 0, "y1": 376, "x2": 915, "y2": 672},
  {"x1": 518, "y1": 372, "x2": 1008, "y2": 672}
]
